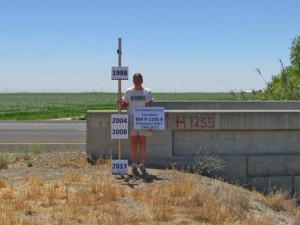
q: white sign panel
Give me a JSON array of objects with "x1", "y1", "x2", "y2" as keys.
[
  {"x1": 111, "y1": 159, "x2": 128, "y2": 174},
  {"x1": 134, "y1": 107, "x2": 165, "y2": 130},
  {"x1": 111, "y1": 66, "x2": 128, "y2": 80},
  {"x1": 111, "y1": 114, "x2": 128, "y2": 139}
]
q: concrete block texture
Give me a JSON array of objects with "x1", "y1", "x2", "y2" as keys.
[
  {"x1": 211, "y1": 155, "x2": 247, "y2": 182},
  {"x1": 165, "y1": 110, "x2": 300, "y2": 130},
  {"x1": 294, "y1": 176, "x2": 300, "y2": 195},
  {"x1": 249, "y1": 176, "x2": 293, "y2": 193},
  {"x1": 248, "y1": 154, "x2": 300, "y2": 176},
  {"x1": 172, "y1": 130, "x2": 300, "y2": 155},
  {"x1": 154, "y1": 101, "x2": 300, "y2": 110},
  {"x1": 86, "y1": 106, "x2": 300, "y2": 194}
]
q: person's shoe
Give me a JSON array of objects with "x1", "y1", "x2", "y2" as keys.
[
  {"x1": 131, "y1": 163, "x2": 138, "y2": 173},
  {"x1": 139, "y1": 164, "x2": 146, "y2": 172}
]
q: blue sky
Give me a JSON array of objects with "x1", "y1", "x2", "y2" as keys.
[{"x1": 0, "y1": 0, "x2": 299, "y2": 93}]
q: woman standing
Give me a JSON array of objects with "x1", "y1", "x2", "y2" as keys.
[{"x1": 118, "y1": 73, "x2": 153, "y2": 173}]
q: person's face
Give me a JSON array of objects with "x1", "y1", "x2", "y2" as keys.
[{"x1": 133, "y1": 76, "x2": 143, "y2": 87}]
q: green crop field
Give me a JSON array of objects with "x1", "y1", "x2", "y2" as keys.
[{"x1": 0, "y1": 92, "x2": 249, "y2": 120}]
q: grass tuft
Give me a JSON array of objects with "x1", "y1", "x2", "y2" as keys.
[
  {"x1": 0, "y1": 153, "x2": 9, "y2": 169},
  {"x1": 266, "y1": 190, "x2": 299, "y2": 216}
]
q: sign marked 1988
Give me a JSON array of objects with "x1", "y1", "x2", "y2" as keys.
[
  {"x1": 111, "y1": 66, "x2": 128, "y2": 80},
  {"x1": 111, "y1": 114, "x2": 128, "y2": 139}
]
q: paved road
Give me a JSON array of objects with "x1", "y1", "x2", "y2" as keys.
[{"x1": 0, "y1": 121, "x2": 86, "y2": 152}]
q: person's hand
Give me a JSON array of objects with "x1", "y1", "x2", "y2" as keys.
[
  {"x1": 116, "y1": 99, "x2": 128, "y2": 109},
  {"x1": 116, "y1": 99, "x2": 123, "y2": 107},
  {"x1": 116, "y1": 99, "x2": 120, "y2": 105}
]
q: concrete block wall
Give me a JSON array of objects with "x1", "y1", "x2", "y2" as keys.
[
  {"x1": 86, "y1": 102, "x2": 300, "y2": 193},
  {"x1": 154, "y1": 101, "x2": 300, "y2": 110}
]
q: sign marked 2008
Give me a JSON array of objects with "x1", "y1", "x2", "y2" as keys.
[{"x1": 111, "y1": 114, "x2": 128, "y2": 139}]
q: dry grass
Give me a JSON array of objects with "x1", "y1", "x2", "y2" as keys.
[
  {"x1": 265, "y1": 190, "x2": 299, "y2": 216},
  {"x1": 0, "y1": 152, "x2": 299, "y2": 225}
]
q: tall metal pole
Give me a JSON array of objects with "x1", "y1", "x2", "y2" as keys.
[{"x1": 118, "y1": 38, "x2": 122, "y2": 159}]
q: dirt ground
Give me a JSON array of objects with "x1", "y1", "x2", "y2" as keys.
[{"x1": 0, "y1": 151, "x2": 299, "y2": 225}]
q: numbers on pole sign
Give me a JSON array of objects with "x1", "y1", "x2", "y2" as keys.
[
  {"x1": 112, "y1": 70, "x2": 128, "y2": 76},
  {"x1": 112, "y1": 117, "x2": 128, "y2": 123},
  {"x1": 112, "y1": 162, "x2": 128, "y2": 170},
  {"x1": 111, "y1": 114, "x2": 128, "y2": 139},
  {"x1": 112, "y1": 129, "x2": 127, "y2": 135},
  {"x1": 111, "y1": 160, "x2": 128, "y2": 174},
  {"x1": 111, "y1": 67, "x2": 129, "y2": 80}
]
